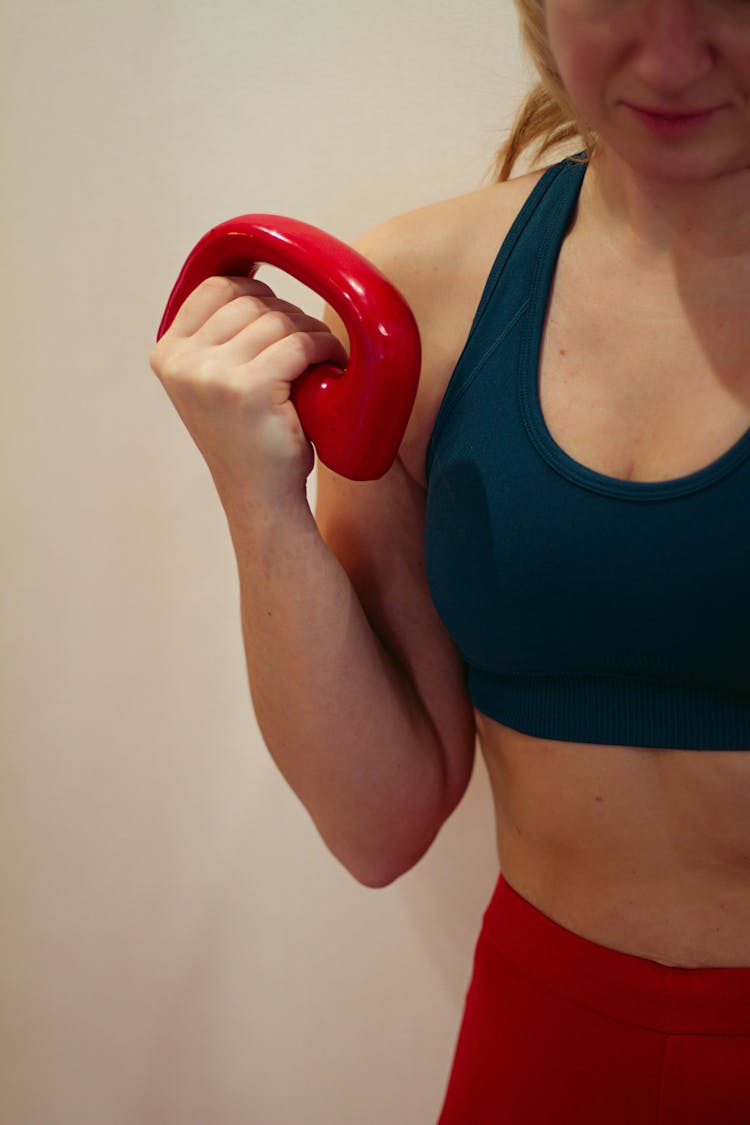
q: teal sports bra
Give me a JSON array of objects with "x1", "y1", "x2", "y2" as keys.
[{"x1": 424, "y1": 152, "x2": 750, "y2": 750}]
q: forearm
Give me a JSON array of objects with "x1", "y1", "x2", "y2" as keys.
[{"x1": 223, "y1": 492, "x2": 450, "y2": 887}]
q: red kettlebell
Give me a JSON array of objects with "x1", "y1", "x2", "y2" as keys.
[{"x1": 156, "y1": 215, "x2": 421, "y2": 481}]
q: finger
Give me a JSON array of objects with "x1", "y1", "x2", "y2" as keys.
[
  {"x1": 220, "y1": 310, "x2": 349, "y2": 366},
  {"x1": 250, "y1": 329, "x2": 350, "y2": 388},
  {"x1": 195, "y1": 295, "x2": 327, "y2": 347},
  {"x1": 162, "y1": 276, "x2": 277, "y2": 341}
]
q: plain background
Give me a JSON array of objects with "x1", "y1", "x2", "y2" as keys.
[{"x1": 2, "y1": 2, "x2": 573, "y2": 1122}]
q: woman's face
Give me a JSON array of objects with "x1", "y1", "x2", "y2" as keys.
[{"x1": 543, "y1": 0, "x2": 750, "y2": 177}]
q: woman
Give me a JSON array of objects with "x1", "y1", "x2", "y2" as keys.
[{"x1": 150, "y1": 0, "x2": 750, "y2": 1119}]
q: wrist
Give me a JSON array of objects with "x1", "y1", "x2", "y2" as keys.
[{"x1": 217, "y1": 478, "x2": 318, "y2": 553}]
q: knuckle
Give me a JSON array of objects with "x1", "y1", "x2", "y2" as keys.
[
  {"x1": 196, "y1": 352, "x2": 234, "y2": 386},
  {"x1": 232, "y1": 294, "x2": 264, "y2": 316},
  {"x1": 149, "y1": 339, "x2": 174, "y2": 375},
  {"x1": 285, "y1": 331, "x2": 313, "y2": 358},
  {"x1": 205, "y1": 275, "x2": 274, "y2": 297},
  {"x1": 149, "y1": 342, "x2": 164, "y2": 372},
  {"x1": 157, "y1": 348, "x2": 186, "y2": 384},
  {"x1": 264, "y1": 309, "x2": 297, "y2": 334},
  {"x1": 203, "y1": 275, "x2": 238, "y2": 296},
  {"x1": 159, "y1": 345, "x2": 208, "y2": 386}
]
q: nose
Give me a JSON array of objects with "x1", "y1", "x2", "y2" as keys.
[{"x1": 633, "y1": 0, "x2": 715, "y2": 93}]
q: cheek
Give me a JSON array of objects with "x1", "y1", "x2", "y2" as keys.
[
  {"x1": 545, "y1": 5, "x2": 621, "y2": 105},
  {"x1": 733, "y1": 47, "x2": 750, "y2": 88}
]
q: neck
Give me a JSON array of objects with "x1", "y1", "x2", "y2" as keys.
[{"x1": 580, "y1": 143, "x2": 750, "y2": 280}]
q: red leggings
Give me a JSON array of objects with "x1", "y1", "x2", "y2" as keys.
[{"x1": 437, "y1": 873, "x2": 750, "y2": 1124}]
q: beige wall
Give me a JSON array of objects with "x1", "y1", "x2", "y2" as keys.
[{"x1": 2, "y1": 2, "x2": 542, "y2": 1121}]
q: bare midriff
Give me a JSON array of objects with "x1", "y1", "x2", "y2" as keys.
[
  {"x1": 402, "y1": 159, "x2": 750, "y2": 970},
  {"x1": 477, "y1": 713, "x2": 750, "y2": 968}
]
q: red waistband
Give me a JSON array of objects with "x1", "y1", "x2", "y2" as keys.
[{"x1": 480, "y1": 873, "x2": 750, "y2": 1035}]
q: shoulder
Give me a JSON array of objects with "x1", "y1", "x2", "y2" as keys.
[{"x1": 342, "y1": 166, "x2": 551, "y2": 486}]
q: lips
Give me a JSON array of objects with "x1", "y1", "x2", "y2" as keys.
[
  {"x1": 625, "y1": 102, "x2": 722, "y2": 137},
  {"x1": 627, "y1": 103, "x2": 719, "y2": 118}
]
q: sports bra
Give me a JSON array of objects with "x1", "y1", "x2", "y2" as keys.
[{"x1": 424, "y1": 151, "x2": 750, "y2": 750}]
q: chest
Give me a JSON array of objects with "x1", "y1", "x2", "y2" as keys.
[
  {"x1": 422, "y1": 227, "x2": 750, "y2": 718},
  {"x1": 537, "y1": 248, "x2": 750, "y2": 484}
]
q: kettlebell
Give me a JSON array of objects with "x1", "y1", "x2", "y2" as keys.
[{"x1": 155, "y1": 215, "x2": 421, "y2": 481}]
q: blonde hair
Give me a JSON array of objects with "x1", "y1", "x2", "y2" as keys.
[{"x1": 487, "y1": 0, "x2": 599, "y2": 182}]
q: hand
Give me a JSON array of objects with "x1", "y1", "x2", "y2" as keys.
[{"x1": 149, "y1": 275, "x2": 349, "y2": 507}]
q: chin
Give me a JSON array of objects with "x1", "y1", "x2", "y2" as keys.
[{"x1": 594, "y1": 132, "x2": 739, "y2": 183}]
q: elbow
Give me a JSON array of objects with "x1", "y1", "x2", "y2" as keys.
[
  {"x1": 354, "y1": 868, "x2": 401, "y2": 890},
  {"x1": 350, "y1": 861, "x2": 414, "y2": 890},
  {"x1": 346, "y1": 824, "x2": 445, "y2": 890},
  {"x1": 321, "y1": 733, "x2": 474, "y2": 890}
]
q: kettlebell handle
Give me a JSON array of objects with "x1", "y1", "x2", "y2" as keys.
[{"x1": 156, "y1": 215, "x2": 421, "y2": 481}]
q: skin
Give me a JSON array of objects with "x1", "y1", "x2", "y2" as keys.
[
  {"x1": 314, "y1": 0, "x2": 750, "y2": 966},
  {"x1": 152, "y1": 0, "x2": 750, "y2": 965},
  {"x1": 545, "y1": 0, "x2": 750, "y2": 264},
  {"x1": 477, "y1": 0, "x2": 750, "y2": 966}
]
